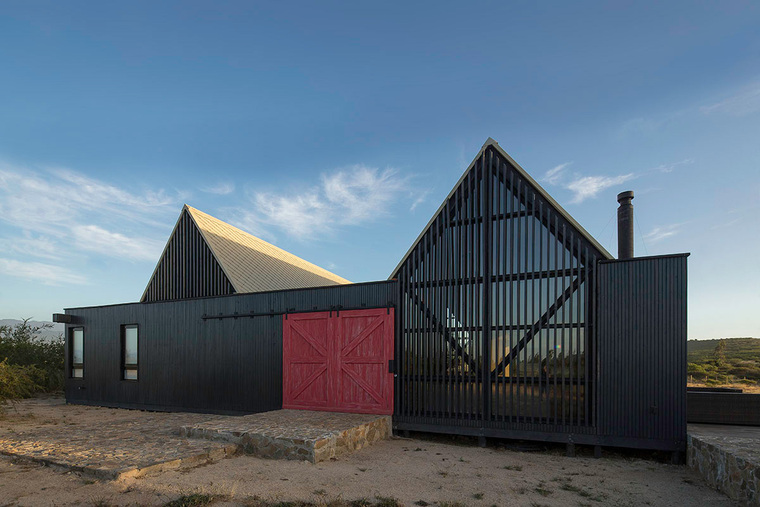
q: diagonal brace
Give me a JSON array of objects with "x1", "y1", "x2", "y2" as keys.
[
  {"x1": 491, "y1": 272, "x2": 586, "y2": 376},
  {"x1": 406, "y1": 290, "x2": 479, "y2": 373}
]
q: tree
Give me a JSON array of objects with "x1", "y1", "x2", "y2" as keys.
[{"x1": 713, "y1": 339, "x2": 727, "y2": 368}]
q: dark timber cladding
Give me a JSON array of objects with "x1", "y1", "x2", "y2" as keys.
[
  {"x1": 392, "y1": 141, "x2": 611, "y2": 443},
  {"x1": 64, "y1": 281, "x2": 396, "y2": 414},
  {"x1": 142, "y1": 208, "x2": 234, "y2": 302},
  {"x1": 597, "y1": 254, "x2": 688, "y2": 448}
]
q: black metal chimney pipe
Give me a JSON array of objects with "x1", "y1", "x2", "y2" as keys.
[{"x1": 617, "y1": 190, "x2": 634, "y2": 259}]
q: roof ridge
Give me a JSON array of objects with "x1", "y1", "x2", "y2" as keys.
[{"x1": 184, "y1": 205, "x2": 351, "y2": 290}]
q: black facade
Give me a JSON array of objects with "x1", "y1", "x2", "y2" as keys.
[
  {"x1": 390, "y1": 143, "x2": 688, "y2": 451},
  {"x1": 597, "y1": 254, "x2": 688, "y2": 449},
  {"x1": 65, "y1": 281, "x2": 396, "y2": 414},
  {"x1": 61, "y1": 139, "x2": 689, "y2": 452}
]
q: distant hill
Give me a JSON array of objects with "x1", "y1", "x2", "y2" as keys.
[
  {"x1": 0, "y1": 319, "x2": 64, "y2": 342},
  {"x1": 687, "y1": 337, "x2": 760, "y2": 388},
  {"x1": 688, "y1": 337, "x2": 760, "y2": 361}
]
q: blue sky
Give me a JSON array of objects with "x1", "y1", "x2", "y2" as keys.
[{"x1": 0, "y1": 1, "x2": 758, "y2": 339}]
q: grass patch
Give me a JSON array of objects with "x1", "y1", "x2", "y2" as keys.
[
  {"x1": 503, "y1": 465, "x2": 523, "y2": 471},
  {"x1": 164, "y1": 493, "x2": 217, "y2": 507},
  {"x1": 559, "y1": 483, "x2": 583, "y2": 493},
  {"x1": 472, "y1": 492, "x2": 484, "y2": 500},
  {"x1": 374, "y1": 496, "x2": 401, "y2": 507}
]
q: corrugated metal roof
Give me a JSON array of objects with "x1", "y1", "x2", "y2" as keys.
[
  {"x1": 184, "y1": 205, "x2": 351, "y2": 293},
  {"x1": 389, "y1": 138, "x2": 614, "y2": 279}
]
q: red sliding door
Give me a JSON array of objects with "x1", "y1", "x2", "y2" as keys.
[{"x1": 283, "y1": 308, "x2": 394, "y2": 415}]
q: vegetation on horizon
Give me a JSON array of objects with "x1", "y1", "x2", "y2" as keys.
[
  {"x1": 687, "y1": 337, "x2": 760, "y2": 389},
  {"x1": 0, "y1": 319, "x2": 64, "y2": 407}
]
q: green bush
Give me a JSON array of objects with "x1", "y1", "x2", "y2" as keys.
[
  {"x1": 0, "y1": 359, "x2": 43, "y2": 406},
  {"x1": 0, "y1": 320, "x2": 64, "y2": 394}
]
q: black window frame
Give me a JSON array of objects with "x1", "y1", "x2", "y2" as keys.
[
  {"x1": 121, "y1": 324, "x2": 139, "y2": 381},
  {"x1": 69, "y1": 327, "x2": 84, "y2": 379}
]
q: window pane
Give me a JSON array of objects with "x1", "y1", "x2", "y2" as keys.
[
  {"x1": 72, "y1": 368, "x2": 83, "y2": 378},
  {"x1": 124, "y1": 369, "x2": 138, "y2": 380},
  {"x1": 124, "y1": 326, "x2": 138, "y2": 365},
  {"x1": 72, "y1": 329, "x2": 83, "y2": 364}
]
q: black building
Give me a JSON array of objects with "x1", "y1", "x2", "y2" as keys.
[{"x1": 57, "y1": 139, "x2": 688, "y2": 452}]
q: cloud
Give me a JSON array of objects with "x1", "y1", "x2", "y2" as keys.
[
  {"x1": 644, "y1": 224, "x2": 681, "y2": 243},
  {"x1": 410, "y1": 190, "x2": 431, "y2": 212},
  {"x1": 543, "y1": 158, "x2": 690, "y2": 204},
  {"x1": 0, "y1": 165, "x2": 180, "y2": 234},
  {"x1": 701, "y1": 83, "x2": 760, "y2": 117},
  {"x1": 201, "y1": 182, "x2": 235, "y2": 195},
  {"x1": 3, "y1": 232, "x2": 61, "y2": 260},
  {"x1": 566, "y1": 173, "x2": 635, "y2": 204},
  {"x1": 542, "y1": 162, "x2": 571, "y2": 185},
  {"x1": 237, "y1": 165, "x2": 411, "y2": 240},
  {"x1": 70, "y1": 225, "x2": 164, "y2": 261},
  {"x1": 0, "y1": 162, "x2": 184, "y2": 284},
  {"x1": 649, "y1": 158, "x2": 694, "y2": 173},
  {"x1": 0, "y1": 258, "x2": 88, "y2": 285}
]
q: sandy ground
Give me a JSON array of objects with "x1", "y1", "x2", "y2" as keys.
[{"x1": 0, "y1": 398, "x2": 736, "y2": 507}]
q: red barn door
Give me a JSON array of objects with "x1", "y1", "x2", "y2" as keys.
[{"x1": 282, "y1": 308, "x2": 394, "y2": 415}]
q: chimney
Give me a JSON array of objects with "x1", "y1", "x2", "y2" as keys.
[{"x1": 617, "y1": 191, "x2": 634, "y2": 259}]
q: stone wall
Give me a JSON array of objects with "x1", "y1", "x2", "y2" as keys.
[
  {"x1": 688, "y1": 432, "x2": 759, "y2": 506},
  {"x1": 181, "y1": 411, "x2": 392, "y2": 463}
]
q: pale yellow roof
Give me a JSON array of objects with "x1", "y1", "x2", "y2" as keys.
[{"x1": 185, "y1": 205, "x2": 351, "y2": 293}]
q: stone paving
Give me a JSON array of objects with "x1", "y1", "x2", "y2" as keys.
[
  {"x1": 0, "y1": 397, "x2": 391, "y2": 480},
  {"x1": 180, "y1": 409, "x2": 391, "y2": 462},
  {"x1": 688, "y1": 423, "x2": 760, "y2": 506},
  {"x1": 0, "y1": 397, "x2": 237, "y2": 479}
]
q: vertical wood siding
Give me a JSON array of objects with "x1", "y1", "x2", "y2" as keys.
[
  {"x1": 142, "y1": 209, "x2": 235, "y2": 302},
  {"x1": 65, "y1": 281, "x2": 396, "y2": 414},
  {"x1": 597, "y1": 254, "x2": 688, "y2": 449}
]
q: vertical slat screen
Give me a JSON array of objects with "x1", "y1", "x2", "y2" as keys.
[{"x1": 397, "y1": 146, "x2": 605, "y2": 435}]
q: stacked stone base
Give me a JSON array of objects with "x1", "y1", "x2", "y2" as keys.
[
  {"x1": 180, "y1": 410, "x2": 391, "y2": 463},
  {"x1": 688, "y1": 428, "x2": 760, "y2": 506}
]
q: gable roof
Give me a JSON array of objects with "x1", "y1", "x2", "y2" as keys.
[
  {"x1": 389, "y1": 138, "x2": 613, "y2": 279},
  {"x1": 184, "y1": 205, "x2": 351, "y2": 293},
  {"x1": 141, "y1": 205, "x2": 351, "y2": 301}
]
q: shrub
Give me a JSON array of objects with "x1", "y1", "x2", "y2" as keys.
[
  {"x1": 0, "y1": 320, "x2": 64, "y2": 393},
  {"x1": 0, "y1": 359, "x2": 43, "y2": 407}
]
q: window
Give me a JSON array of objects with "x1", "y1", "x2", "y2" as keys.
[
  {"x1": 121, "y1": 324, "x2": 138, "y2": 380},
  {"x1": 70, "y1": 327, "x2": 84, "y2": 378}
]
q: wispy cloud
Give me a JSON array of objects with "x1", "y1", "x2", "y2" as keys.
[
  {"x1": 70, "y1": 225, "x2": 163, "y2": 261},
  {"x1": 201, "y1": 182, "x2": 235, "y2": 195},
  {"x1": 542, "y1": 162, "x2": 571, "y2": 185},
  {"x1": 644, "y1": 224, "x2": 682, "y2": 243},
  {"x1": 0, "y1": 258, "x2": 88, "y2": 285},
  {"x1": 0, "y1": 162, "x2": 184, "y2": 283},
  {"x1": 701, "y1": 83, "x2": 760, "y2": 117},
  {"x1": 566, "y1": 174, "x2": 636, "y2": 203},
  {"x1": 649, "y1": 158, "x2": 694, "y2": 173},
  {"x1": 410, "y1": 189, "x2": 431, "y2": 212},
  {"x1": 541, "y1": 157, "x2": 691, "y2": 204},
  {"x1": 235, "y1": 165, "x2": 412, "y2": 240},
  {"x1": 2, "y1": 232, "x2": 61, "y2": 260}
]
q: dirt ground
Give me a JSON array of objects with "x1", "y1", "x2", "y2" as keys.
[{"x1": 0, "y1": 398, "x2": 736, "y2": 507}]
